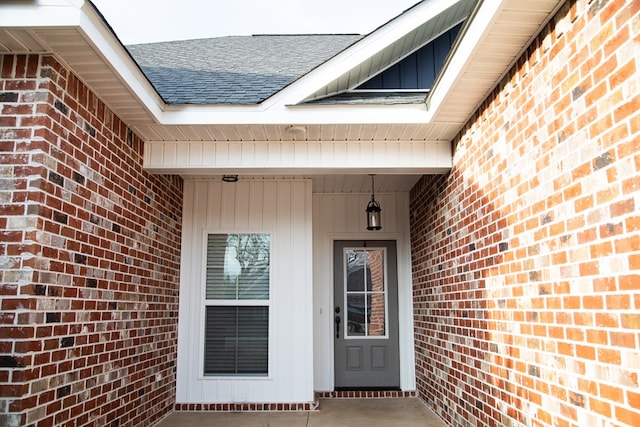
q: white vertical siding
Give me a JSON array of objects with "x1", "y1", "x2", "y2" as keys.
[
  {"x1": 312, "y1": 192, "x2": 416, "y2": 392},
  {"x1": 176, "y1": 179, "x2": 314, "y2": 404}
]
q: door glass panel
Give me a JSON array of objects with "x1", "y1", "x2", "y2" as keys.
[
  {"x1": 368, "y1": 250, "x2": 384, "y2": 292},
  {"x1": 367, "y1": 293, "x2": 386, "y2": 336},
  {"x1": 347, "y1": 294, "x2": 366, "y2": 336},
  {"x1": 345, "y1": 248, "x2": 387, "y2": 338},
  {"x1": 346, "y1": 250, "x2": 365, "y2": 291}
]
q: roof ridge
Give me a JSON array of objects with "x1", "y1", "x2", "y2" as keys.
[{"x1": 127, "y1": 33, "x2": 362, "y2": 47}]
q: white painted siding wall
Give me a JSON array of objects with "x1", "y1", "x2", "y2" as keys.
[
  {"x1": 177, "y1": 179, "x2": 314, "y2": 404},
  {"x1": 312, "y1": 192, "x2": 416, "y2": 391}
]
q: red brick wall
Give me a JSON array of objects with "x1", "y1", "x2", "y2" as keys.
[
  {"x1": 0, "y1": 55, "x2": 182, "y2": 426},
  {"x1": 411, "y1": 1, "x2": 639, "y2": 426}
]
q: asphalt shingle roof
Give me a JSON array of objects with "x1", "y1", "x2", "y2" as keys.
[{"x1": 127, "y1": 35, "x2": 362, "y2": 105}]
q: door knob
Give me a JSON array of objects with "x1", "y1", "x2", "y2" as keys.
[{"x1": 335, "y1": 315, "x2": 341, "y2": 339}]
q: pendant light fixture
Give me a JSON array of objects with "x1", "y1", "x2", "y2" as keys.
[{"x1": 366, "y1": 174, "x2": 382, "y2": 231}]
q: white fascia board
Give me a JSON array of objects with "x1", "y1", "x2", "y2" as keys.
[
  {"x1": 261, "y1": 0, "x2": 464, "y2": 108},
  {"x1": 425, "y1": 0, "x2": 506, "y2": 120},
  {"x1": 159, "y1": 103, "x2": 431, "y2": 126},
  {"x1": 75, "y1": 2, "x2": 165, "y2": 119}
]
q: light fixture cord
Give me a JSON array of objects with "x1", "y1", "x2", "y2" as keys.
[{"x1": 370, "y1": 174, "x2": 376, "y2": 201}]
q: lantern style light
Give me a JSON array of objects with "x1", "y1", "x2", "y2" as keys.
[{"x1": 366, "y1": 174, "x2": 382, "y2": 231}]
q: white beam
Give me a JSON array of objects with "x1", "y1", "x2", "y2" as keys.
[{"x1": 143, "y1": 140, "x2": 452, "y2": 175}]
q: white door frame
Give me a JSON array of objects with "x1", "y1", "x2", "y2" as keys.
[{"x1": 322, "y1": 232, "x2": 416, "y2": 392}]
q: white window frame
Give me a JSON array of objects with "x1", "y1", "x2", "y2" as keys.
[{"x1": 198, "y1": 230, "x2": 273, "y2": 380}]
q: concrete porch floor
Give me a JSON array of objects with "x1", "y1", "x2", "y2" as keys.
[{"x1": 156, "y1": 398, "x2": 448, "y2": 427}]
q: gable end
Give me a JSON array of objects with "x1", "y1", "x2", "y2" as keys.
[{"x1": 356, "y1": 22, "x2": 463, "y2": 91}]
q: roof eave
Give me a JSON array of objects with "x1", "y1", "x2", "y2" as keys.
[
  {"x1": 426, "y1": 0, "x2": 564, "y2": 127},
  {"x1": 0, "y1": 0, "x2": 565, "y2": 138},
  {"x1": 0, "y1": 1, "x2": 435, "y2": 127},
  {"x1": 0, "y1": 0, "x2": 165, "y2": 125}
]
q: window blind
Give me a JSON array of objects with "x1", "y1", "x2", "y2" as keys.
[{"x1": 204, "y1": 306, "x2": 268, "y2": 375}]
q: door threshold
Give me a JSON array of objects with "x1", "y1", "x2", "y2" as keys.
[
  {"x1": 317, "y1": 390, "x2": 415, "y2": 399},
  {"x1": 334, "y1": 387, "x2": 400, "y2": 392}
]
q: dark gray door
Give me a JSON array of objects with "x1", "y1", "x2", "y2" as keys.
[{"x1": 334, "y1": 240, "x2": 399, "y2": 389}]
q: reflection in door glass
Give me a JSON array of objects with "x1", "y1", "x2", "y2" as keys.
[
  {"x1": 367, "y1": 293, "x2": 385, "y2": 336},
  {"x1": 346, "y1": 250, "x2": 365, "y2": 291},
  {"x1": 347, "y1": 294, "x2": 366, "y2": 336},
  {"x1": 345, "y1": 248, "x2": 386, "y2": 337}
]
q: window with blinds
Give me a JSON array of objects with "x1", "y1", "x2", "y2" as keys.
[{"x1": 203, "y1": 233, "x2": 270, "y2": 376}]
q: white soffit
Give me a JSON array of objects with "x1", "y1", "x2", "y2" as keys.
[{"x1": 134, "y1": 123, "x2": 461, "y2": 144}]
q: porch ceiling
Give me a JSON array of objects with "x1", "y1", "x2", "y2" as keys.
[
  {"x1": 194, "y1": 174, "x2": 422, "y2": 193},
  {"x1": 312, "y1": 174, "x2": 421, "y2": 193}
]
